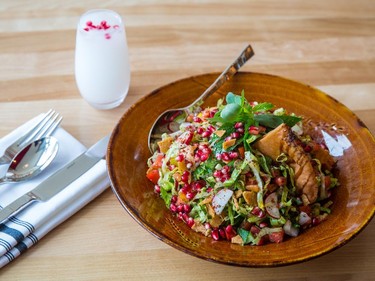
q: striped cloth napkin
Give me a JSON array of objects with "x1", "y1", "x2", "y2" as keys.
[{"x1": 0, "y1": 115, "x2": 110, "y2": 268}]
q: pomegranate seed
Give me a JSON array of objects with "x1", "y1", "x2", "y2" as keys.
[
  {"x1": 251, "y1": 206, "x2": 261, "y2": 216},
  {"x1": 229, "y1": 152, "x2": 238, "y2": 159},
  {"x1": 236, "y1": 127, "x2": 244, "y2": 134},
  {"x1": 192, "y1": 180, "x2": 205, "y2": 190},
  {"x1": 184, "y1": 132, "x2": 194, "y2": 145},
  {"x1": 197, "y1": 127, "x2": 204, "y2": 134},
  {"x1": 213, "y1": 170, "x2": 223, "y2": 178},
  {"x1": 186, "y1": 192, "x2": 195, "y2": 200},
  {"x1": 170, "y1": 203, "x2": 177, "y2": 213},
  {"x1": 259, "y1": 222, "x2": 268, "y2": 228},
  {"x1": 201, "y1": 131, "x2": 211, "y2": 138},
  {"x1": 181, "y1": 171, "x2": 190, "y2": 183},
  {"x1": 211, "y1": 229, "x2": 220, "y2": 241},
  {"x1": 218, "y1": 228, "x2": 226, "y2": 239},
  {"x1": 187, "y1": 217, "x2": 195, "y2": 228},
  {"x1": 83, "y1": 27, "x2": 89, "y2": 32},
  {"x1": 86, "y1": 21, "x2": 93, "y2": 26},
  {"x1": 275, "y1": 176, "x2": 287, "y2": 186},
  {"x1": 183, "y1": 204, "x2": 191, "y2": 213},
  {"x1": 250, "y1": 225, "x2": 261, "y2": 235},
  {"x1": 221, "y1": 152, "x2": 230, "y2": 161},
  {"x1": 113, "y1": 24, "x2": 120, "y2": 29},
  {"x1": 248, "y1": 126, "x2": 260, "y2": 135},
  {"x1": 221, "y1": 166, "x2": 230, "y2": 174},
  {"x1": 216, "y1": 153, "x2": 222, "y2": 160},
  {"x1": 207, "y1": 125, "x2": 216, "y2": 132},
  {"x1": 204, "y1": 222, "x2": 212, "y2": 230},
  {"x1": 171, "y1": 195, "x2": 177, "y2": 203},
  {"x1": 104, "y1": 33, "x2": 111, "y2": 39},
  {"x1": 177, "y1": 212, "x2": 184, "y2": 221},
  {"x1": 234, "y1": 122, "x2": 244, "y2": 129},
  {"x1": 225, "y1": 225, "x2": 237, "y2": 240},
  {"x1": 177, "y1": 204, "x2": 184, "y2": 213},
  {"x1": 180, "y1": 185, "x2": 189, "y2": 195},
  {"x1": 200, "y1": 154, "x2": 209, "y2": 161},
  {"x1": 258, "y1": 210, "x2": 266, "y2": 218},
  {"x1": 193, "y1": 116, "x2": 202, "y2": 123},
  {"x1": 182, "y1": 213, "x2": 189, "y2": 222},
  {"x1": 304, "y1": 145, "x2": 312, "y2": 153},
  {"x1": 154, "y1": 185, "x2": 161, "y2": 194},
  {"x1": 231, "y1": 132, "x2": 240, "y2": 139},
  {"x1": 176, "y1": 154, "x2": 185, "y2": 162}
]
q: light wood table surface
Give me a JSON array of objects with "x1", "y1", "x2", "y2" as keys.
[{"x1": 0, "y1": 0, "x2": 374, "y2": 280}]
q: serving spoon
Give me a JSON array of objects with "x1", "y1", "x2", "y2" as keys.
[
  {"x1": 0, "y1": 136, "x2": 59, "y2": 184},
  {"x1": 148, "y1": 44, "x2": 254, "y2": 153}
]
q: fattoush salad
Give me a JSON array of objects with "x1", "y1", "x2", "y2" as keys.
[{"x1": 146, "y1": 92, "x2": 339, "y2": 245}]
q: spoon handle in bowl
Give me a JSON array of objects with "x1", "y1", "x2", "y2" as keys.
[{"x1": 188, "y1": 44, "x2": 254, "y2": 111}]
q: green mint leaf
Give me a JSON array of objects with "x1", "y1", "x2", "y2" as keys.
[
  {"x1": 220, "y1": 103, "x2": 241, "y2": 122},
  {"x1": 252, "y1": 102, "x2": 274, "y2": 113},
  {"x1": 254, "y1": 114, "x2": 284, "y2": 128},
  {"x1": 277, "y1": 115, "x2": 302, "y2": 127},
  {"x1": 226, "y1": 92, "x2": 242, "y2": 105}
]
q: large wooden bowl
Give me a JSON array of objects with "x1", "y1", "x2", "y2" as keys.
[{"x1": 107, "y1": 72, "x2": 375, "y2": 267}]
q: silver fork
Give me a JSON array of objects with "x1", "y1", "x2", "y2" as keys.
[{"x1": 0, "y1": 109, "x2": 63, "y2": 165}]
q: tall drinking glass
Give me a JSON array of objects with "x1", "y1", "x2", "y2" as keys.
[{"x1": 75, "y1": 9, "x2": 130, "y2": 110}]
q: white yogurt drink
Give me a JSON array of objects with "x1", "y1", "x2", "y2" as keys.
[{"x1": 75, "y1": 10, "x2": 130, "y2": 110}]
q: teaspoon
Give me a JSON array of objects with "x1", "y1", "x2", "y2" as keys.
[{"x1": 0, "y1": 136, "x2": 59, "y2": 184}]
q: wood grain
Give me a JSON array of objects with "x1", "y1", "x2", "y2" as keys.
[{"x1": 0, "y1": 0, "x2": 374, "y2": 280}]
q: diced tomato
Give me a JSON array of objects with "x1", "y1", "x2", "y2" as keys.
[
  {"x1": 153, "y1": 154, "x2": 164, "y2": 168},
  {"x1": 146, "y1": 154, "x2": 164, "y2": 184},
  {"x1": 146, "y1": 169, "x2": 160, "y2": 184},
  {"x1": 269, "y1": 230, "x2": 284, "y2": 243}
]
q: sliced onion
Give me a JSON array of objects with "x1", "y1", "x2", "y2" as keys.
[
  {"x1": 283, "y1": 220, "x2": 299, "y2": 237},
  {"x1": 299, "y1": 211, "x2": 312, "y2": 226},
  {"x1": 212, "y1": 189, "x2": 233, "y2": 215},
  {"x1": 265, "y1": 192, "x2": 280, "y2": 219}
]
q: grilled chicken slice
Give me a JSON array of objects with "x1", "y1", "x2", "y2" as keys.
[{"x1": 253, "y1": 124, "x2": 318, "y2": 204}]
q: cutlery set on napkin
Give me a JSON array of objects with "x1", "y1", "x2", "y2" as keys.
[{"x1": 0, "y1": 112, "x2": 110, "y2": 267}]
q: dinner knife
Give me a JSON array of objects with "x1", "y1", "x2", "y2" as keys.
[{"x1": 0, "y1": 135, "x2": 109, "y2": 223}]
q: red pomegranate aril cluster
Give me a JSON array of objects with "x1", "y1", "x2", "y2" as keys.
[
  {"x1": 183, "y1": 131, "x2": 194, "y2": 145},
  {"x1": 195, "y1": 144, "x2": 212, "y2": 162},
  {"x1": 170, "y1": 202, "x2": 194, "y2": 228},
  {"x1": 196, "y1": 124, "x2": 215, "y2": 139},
  {"x1": 83, "y1": 20, "x2": 120, "y2": 39},
  {"x1": 170, "y1": 196, "x2": 194, "y2": 227},
  {"x1": 181, "y1": 170, "x2": 190, "y2": 183},
  {"x1": 211, "y1": 224, "x2": 237, "y2": 241},
  {"x1": 213, "y1": 165, "x2": 231, "y2": 182},
  {"x1": 216, "y1": 151, "x2": 238, "y2": 162}
]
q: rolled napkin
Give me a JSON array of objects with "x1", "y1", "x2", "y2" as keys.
[{"x1": 0, "y1": 114, "x2": 110, "y2": 268}]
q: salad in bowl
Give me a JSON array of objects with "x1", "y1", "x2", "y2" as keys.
[{"x1": 146, "y1": 92, "x2": 339, "y2": 246}]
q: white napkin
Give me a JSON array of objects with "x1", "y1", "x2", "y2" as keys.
[{"x1": 0, "y1": 115, "x2": 110, "y2": 268}]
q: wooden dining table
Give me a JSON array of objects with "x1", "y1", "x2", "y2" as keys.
[{"x1": 0, "y1": 0, "x2": 374, "y2": 280}]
